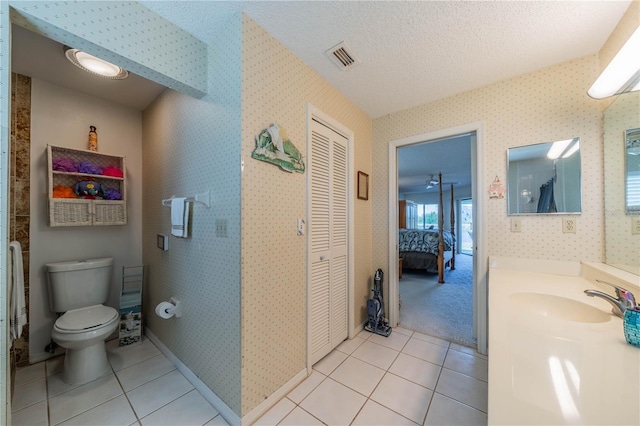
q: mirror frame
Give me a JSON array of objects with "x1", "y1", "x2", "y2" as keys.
[{"x1": 507, "y1": 138, "x2": 582, "y2": 215}]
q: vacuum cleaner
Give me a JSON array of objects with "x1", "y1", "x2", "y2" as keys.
[{"x1": 364, "y1": 268, "x2": 392, "y2": 337}]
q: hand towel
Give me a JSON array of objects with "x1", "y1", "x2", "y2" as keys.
[
  {"x1": 9, "y1": 241, "x2": 26, "y2": 341},
  {"x1": 171, "y1": 198, "x2": 190, "y2": 238}
]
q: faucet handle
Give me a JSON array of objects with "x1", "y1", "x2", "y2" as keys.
[{"x1": 596, "y1": 280, "x2": 636, "y2": 307}]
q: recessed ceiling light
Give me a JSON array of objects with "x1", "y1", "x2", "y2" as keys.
[{"x1": 64, "y1": 46, "x2": 128, "y2": 79}]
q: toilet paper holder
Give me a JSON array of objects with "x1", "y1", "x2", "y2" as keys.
[{"x1": 157, "y1": 297, "x2": 182, "y2": 318}]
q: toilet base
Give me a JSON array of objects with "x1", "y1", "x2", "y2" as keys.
[{"x1": 62, "y1": 341, "x2": 111, "y2": 385}]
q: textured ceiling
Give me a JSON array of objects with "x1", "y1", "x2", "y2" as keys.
[{"x1": 142, "y1": 0, "x2": 631, "y2": 118}]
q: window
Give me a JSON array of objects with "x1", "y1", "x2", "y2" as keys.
[
  {"x1": 416, "y1": 204, "x2": 438, "y2": 229},
  {"x1": 628, "y1": 170, "x2": 640, "y2": 212}
]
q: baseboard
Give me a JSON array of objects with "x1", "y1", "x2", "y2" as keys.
[
  {"x1": 144, "y1": 328, "x2": 241, "y2": 426},
  {"x1": 241, "y1": 368, "x2": 307, "y2": 425}
]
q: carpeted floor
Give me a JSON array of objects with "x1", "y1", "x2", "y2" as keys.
[{"x1": 399, "y1": 254, "x2": 476, "y2": 348}]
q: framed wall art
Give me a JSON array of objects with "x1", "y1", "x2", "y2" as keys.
[{"x1": 357, "y1": 171, "x2": 369, "y2": 200}]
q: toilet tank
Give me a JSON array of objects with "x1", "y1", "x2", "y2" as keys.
[{"x1": 46, "y1": 258, "x2": 113, "y2": 312}]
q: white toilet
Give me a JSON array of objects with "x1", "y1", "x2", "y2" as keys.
[{"x1": 46, "y1": 257, "x2": 119, "y2": 385}]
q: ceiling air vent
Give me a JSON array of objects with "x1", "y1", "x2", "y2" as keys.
[{"x1": 326, "y1": 41, "x2": 361, "y2": 70}]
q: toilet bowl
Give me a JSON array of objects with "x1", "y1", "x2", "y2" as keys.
[
  {"x1": 46, "y1": 258, "x2": 118, "y2": 385},
  {"x1": 51, "y1": 304, "x2": 119, "y2": 385}
]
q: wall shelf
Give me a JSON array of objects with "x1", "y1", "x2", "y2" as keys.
[{"x1": 47, "y1": 145, "x2": 127, "y2": 227}]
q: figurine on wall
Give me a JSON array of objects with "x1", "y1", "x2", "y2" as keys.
[
  {"x1": 88, "y1": 126, "x2": 98, "y2": 151},
  {"x1": 489, "y1": 176, "x2": 505, "y2": 199},
  {"x1": 252, "y1": 123, "x2": 305, "y2": 173}
]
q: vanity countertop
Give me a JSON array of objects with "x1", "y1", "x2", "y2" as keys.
[{"x1": 488, "y1": 259, "x2": 640, "y2": 425}]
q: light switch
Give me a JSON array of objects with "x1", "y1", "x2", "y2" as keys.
[
  {"x1": 510, "y1": 218, "x2": 522, "y2": 233},
  {"x1": 215, "y1": 219, "x2": 228, "y2": 238},
  {"x1": 297, "y1": 219, "x2": 306, "y2": 235}
]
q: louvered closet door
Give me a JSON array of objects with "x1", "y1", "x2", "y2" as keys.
[{"x1": 309, "y1": 119, "x2": 348, "y2": 365}]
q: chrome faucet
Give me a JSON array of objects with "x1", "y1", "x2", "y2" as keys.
[{"x1": 584, "y1": 280, "x2": 637, "y2": 318}]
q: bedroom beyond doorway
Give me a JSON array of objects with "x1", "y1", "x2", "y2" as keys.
[{"x1": 460, "y1": 198, "x2": 473, "y2": 255}]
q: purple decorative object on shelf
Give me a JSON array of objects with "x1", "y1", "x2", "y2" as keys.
[
  {"x1": 103, "y1": 188, "x2": 122, "y2": 200},
  {"x1": 52, "y1": 157, "x2": 77, "y2": 172},
  {"x1": 77, "y1": 161, "x2": 102, "y2": 175}
]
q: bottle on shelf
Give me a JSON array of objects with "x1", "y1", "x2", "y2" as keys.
[{"x1": 88, "y1": 126, "x2": 98, "y2": 151}]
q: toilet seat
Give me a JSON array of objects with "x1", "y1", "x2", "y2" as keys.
[{"x1": 55, "y1": 304, "x2": 118, "y2": 333}]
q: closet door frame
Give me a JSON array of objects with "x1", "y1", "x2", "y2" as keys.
[{"x1": 306, "y1": 104, "x2": 355, "y2": 372}]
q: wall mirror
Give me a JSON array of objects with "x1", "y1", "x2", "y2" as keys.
[
  {"x1": 626, "y1": 128, "x2": 640, "y2": 214},
  {"x1": 507, "y1": 138, "x2": 581, "y2": 215},
  {"x1": 604, "y1": 91, "x2": 640, "y2": 275}
]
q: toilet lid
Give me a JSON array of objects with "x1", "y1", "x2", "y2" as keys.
[{"x1": 56, "y1": 305, "x2": 118, "y2": 331}]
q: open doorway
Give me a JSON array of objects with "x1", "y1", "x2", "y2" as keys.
[
  {"x1": 396, "y1": 136, "x2": 474, "y2": 346},
  {"x1": 387, "y1": 122, "x2": 487, "y2": 355}
]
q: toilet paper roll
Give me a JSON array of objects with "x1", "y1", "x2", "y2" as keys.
[{"x1": 155, "y1": 302, "x2": 176, "y2": 319}]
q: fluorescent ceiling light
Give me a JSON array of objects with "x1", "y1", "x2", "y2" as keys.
[
  {"x1": 64, "y1": 47, "x2": 128, "y2": 79},
  {"x1": 547, "y1": 139, "x2": 573, "y2": 160},
  {"x1": 588, "y1": 26, "x2": 640, "y2": 99},
  {"x1": 562, "y1": 140, "x2": 580, "y2": 158}
]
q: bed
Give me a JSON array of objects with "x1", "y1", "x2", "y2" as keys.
[{"x1": 399, "y1": 176, "x2": 456, "y2": 283}]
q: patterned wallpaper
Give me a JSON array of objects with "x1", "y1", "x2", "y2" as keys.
[
  {"x1": 142, "y1": 16, "x2": 243, "y2": 415},
  {"x1": 10, "y1": 1, "x2": 207, "y2": 98},
  {"x1": 604, "y1": 91, "x2": 640, "y2": 268},
  {"x1": 372, "y1": 55, "x2": 605, "y2": 272},
  {"x1": 240, "y1": 14, "x2": 372, "y2": 416}
]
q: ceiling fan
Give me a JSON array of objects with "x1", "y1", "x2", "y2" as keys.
[
  {"x1": 426, "y1": 174, "x2": 439, "y2": 189},
  {"x1": 425, "y1": 173, "x2": 458, "y2": 189}
]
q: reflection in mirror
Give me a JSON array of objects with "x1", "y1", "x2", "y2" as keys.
[
  {"x1": 507, "y1": 139, "x2": 581, "y2": 215},
  {"x1": 604, "y1": 91, "x2": 640, "y2": 275},
  {"x1": 626, "y1": 128, "x2": 640, "y2": 214}
]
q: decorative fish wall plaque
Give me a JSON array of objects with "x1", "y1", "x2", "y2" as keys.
[{"x1": 252, "y1": 123, "x2": 305, "y2": 173}]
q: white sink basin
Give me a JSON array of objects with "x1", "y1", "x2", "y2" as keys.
[{"x1": 510, "y1": 292, "x2": 611, "y2": 323}]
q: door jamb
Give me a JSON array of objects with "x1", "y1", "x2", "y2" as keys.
[
  {"x1": 306, "y1": 104, "x2": 356, "y2": 372},
  {"x1": 387, "y1": 122, "x2": 487, "y2": 354}
]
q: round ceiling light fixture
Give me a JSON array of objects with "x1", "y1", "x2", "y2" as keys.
[{"x1": 64, "y1": 46, "x2": 128, "y2": 79}]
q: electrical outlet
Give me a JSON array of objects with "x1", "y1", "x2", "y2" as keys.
[
  {"x1": 562, "y1": 217, "x2": 576, "y2": 233},
  {"x1": 215, "y1": 219, "x2": 228, "y2": 237},
  {"x1": 632, "y1": 217, "x2": 640, "y2": 235},
  {"x1": 510, "y1": 217, "x2": 522, "y2": 233}
]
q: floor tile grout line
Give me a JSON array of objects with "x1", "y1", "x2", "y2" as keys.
[
  {"x1": 431, "y1": 390, "x2": 488, "y2": 415},
  {"x1": 45, "y1": 357, "x2": 52, "y2": 426},
  {"x1": 51, "y1": 393, "x2": 124, "y2": 426},
  {"x1": 432, "y1": 346, "x2": 487, "y2": 414},
  {"x1": 126, "y1": 375, "x2": 196, "y2": 422},
  {"x1": 110, "y1": 357, "x2": 142, "y2": 424},
  {"x1": 441, "y1": 365, "x2": 488, "y2": 383}
]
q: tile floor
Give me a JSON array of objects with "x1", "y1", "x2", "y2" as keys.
[
  {"x1": 256, "y1": 327, "x2": 488, "y2": 425},
  {"x1": 11, "y1": 338, "x2": 228, "y2": 426},
  {"x1": 11, "y1": 328, "x2": 488, "y2": 425}
]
